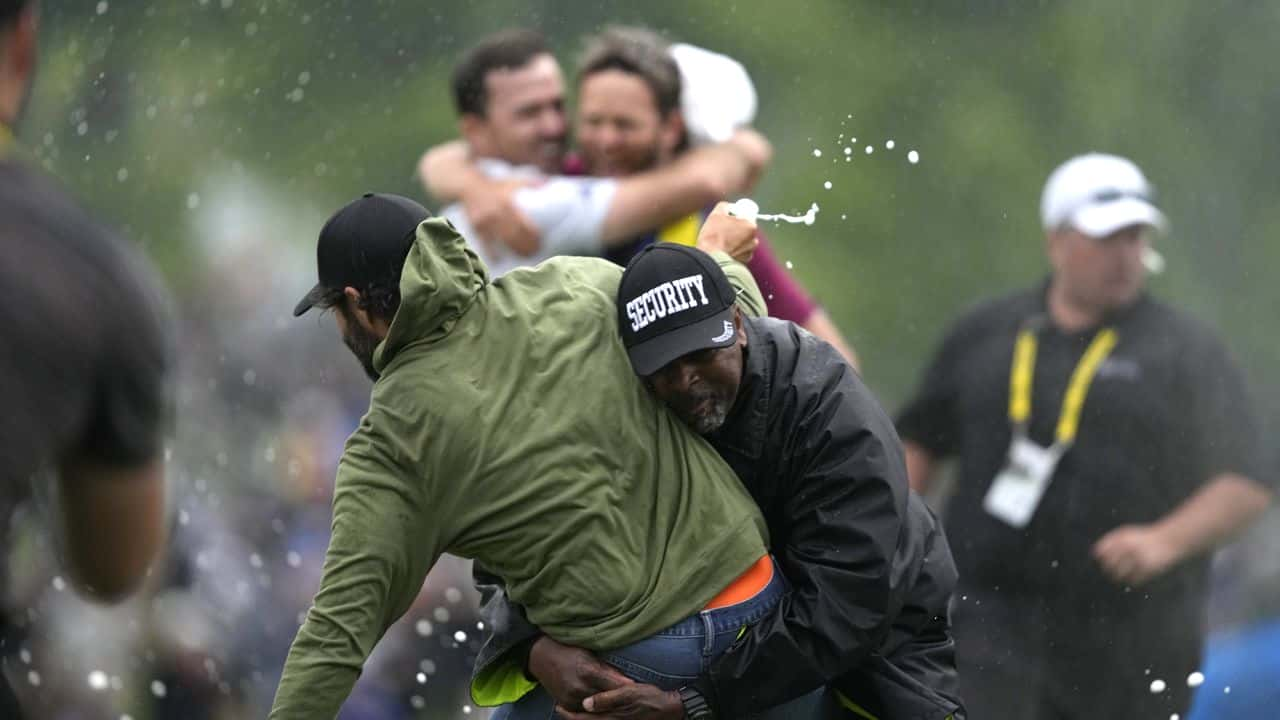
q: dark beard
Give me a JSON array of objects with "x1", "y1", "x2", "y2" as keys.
[{"x1": 343, "y1": 325, "x2": 380, "y2": 382}]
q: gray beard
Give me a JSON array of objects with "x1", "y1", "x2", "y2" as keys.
[{"x1": 689, "y1": 397, "x2": 730, "y2": 435}]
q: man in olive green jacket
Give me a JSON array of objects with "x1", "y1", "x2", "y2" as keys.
[{"x1": 269, "y1": 194, "x2": 770, "y2": 718}]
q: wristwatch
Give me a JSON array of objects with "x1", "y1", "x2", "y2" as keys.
[{"x1": 678, "y1": 686, "x2": 713, "y2": 720}]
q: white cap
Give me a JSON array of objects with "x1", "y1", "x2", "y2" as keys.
[
  {"x1": 670, "y1": 43, "x2": 757, "y2": 146},
  {"x1": 1040, "y1": 153, "x2": 1168, "y2": 238}
]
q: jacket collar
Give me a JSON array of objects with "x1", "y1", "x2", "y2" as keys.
[{"x1": 709, "y1": 318, "x2": 771, "y2": 460}]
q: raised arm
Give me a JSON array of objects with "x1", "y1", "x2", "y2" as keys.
[{"x1": 600, "y1": 129, "x2": 772, "y2": 243}]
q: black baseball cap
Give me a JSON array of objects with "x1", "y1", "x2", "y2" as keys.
[
  {"x1": 293, "y1": 192, "x2": 431, "y2": 317},
  {"x1": 618, "y1": 243, "x2": 739, "y2": 376}
]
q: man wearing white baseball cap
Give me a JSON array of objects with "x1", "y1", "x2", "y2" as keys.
[{"x1": 897, "y1": 153, "x2": 1273, "y2": 719}]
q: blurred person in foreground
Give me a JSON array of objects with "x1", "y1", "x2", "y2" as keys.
[
  {"x1": 897, "y1": 153, "x2": 1272, "y2": 719},
  {"x1": 0, "y1": 0, "x2": 173, "y2": 716},
  {"x1": 271, "y1": 196, "x2": 793, "y2": 719},
  {"x1": 476, "y1": 243, "x2": 962, "y2": 720},
  {"x1": 417, "y1": 28, "x2": 859, "y2": 368}
]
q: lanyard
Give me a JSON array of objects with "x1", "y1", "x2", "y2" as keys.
[
  {"x1": 1008, "y1": 320, "x2": 1118, "y2": 447},
  {"x1": 0, "y1": 123, "x2": 11, "y2": 159}
]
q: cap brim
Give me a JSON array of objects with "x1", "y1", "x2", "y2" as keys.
[
  {"x1": 292, "y1": 284, "x2": 329, "y2": 317},
  {"x1": 1071, "y1": 198, "x2": 1167, "y2": 238},
  {"x1": 626, "y1": 308, "x2": 738, "y2": 377}
]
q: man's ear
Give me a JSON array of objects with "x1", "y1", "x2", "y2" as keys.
[
  {"x1": 734, "y1": 306, "x2": 747, "y2": 346},
  {"x1": 342, "y1": 287, "x2": 374, "y2": 330}
]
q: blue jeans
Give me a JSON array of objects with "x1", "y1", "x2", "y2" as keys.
[{"x1": 494, "y1": 559, "x2": 817, "y2": 719}]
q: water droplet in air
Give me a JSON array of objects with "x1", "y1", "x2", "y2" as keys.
[
  {"x1": 88, "y1": 671, "x2": 109, "y2": 690},
  {"x1": 1186, "y1": 671, "x2": 1204, "y2": 688},
  {"x1": 908, "y1": 151, "x2": 920, "y2": 164},
  {"x1": 1149, "y1": 679, "x2": 1166, "y2": 694},
  {"x1": 812, "y1": 149, "x2": 822, "y2": 158}
]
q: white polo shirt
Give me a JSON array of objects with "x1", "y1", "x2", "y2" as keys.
[{"x1": 441, "y1": 158, "x2": 618, "y2": 278}]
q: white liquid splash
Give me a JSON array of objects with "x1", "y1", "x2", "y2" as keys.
[{"x1": 758, "y1": 203, "x2": 820, "y2": 226}]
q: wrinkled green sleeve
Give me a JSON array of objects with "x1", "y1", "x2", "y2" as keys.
[
  {"x1": 711, "y1": 250, "x2": 767, "y2": 318},
  {"x1": 268, "y1": 413, "x2": 442, "y2": 719}
]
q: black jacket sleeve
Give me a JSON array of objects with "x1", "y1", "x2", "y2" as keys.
[{"x1": 698, "y1": 358, "x2": 912, "y2": 717}]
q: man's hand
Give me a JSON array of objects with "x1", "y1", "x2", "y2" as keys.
[
  {"x1": 696, "y1": 202, "x2": 758, "y2": 263},
  {"x1": 526, "y1": 636, "x2": 633, "y2": 711},
  {"x1": 461, "y1": 178, "x2": 541, "y2": 257},
  {"x1": 556, "y1": 683, "x2": 684, "y2": 720},
  {"x1": 1092, "y1": 524, "x2": 1182, "y2": 586}
]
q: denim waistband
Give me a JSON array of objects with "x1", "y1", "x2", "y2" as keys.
[{"x1": 653, "y1": 557, "x2": 786, "y2": 637}]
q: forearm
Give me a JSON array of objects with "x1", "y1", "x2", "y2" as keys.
[
  {"x1": 268, "y1": 612, "x2": 364, "y2": 719},
  {"x1": 417, "y1": 140, "x2": 482, "y2": 202},
  {"x1": 601, "y1": 138, "x2": 766, "y2": 243},
  {"x1": 1156, "y1": 473, "x2": 1271, "y2": 561},
  {"x1": 58, "y1": 455, "x2": 166, "y2": 602}
]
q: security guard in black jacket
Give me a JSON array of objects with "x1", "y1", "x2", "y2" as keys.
[{"x1": 472, "y1": 243, "x2": 963, "y2": 720}]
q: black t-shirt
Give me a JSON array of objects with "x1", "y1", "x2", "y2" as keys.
[
  {"x1": 0, "y1": 157, "x2": 172, "y2": 487},
  {"x1": 897, "y1": 281, "x2": 1264, "y2": 635}
]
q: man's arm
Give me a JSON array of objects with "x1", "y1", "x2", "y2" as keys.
[
  {"x1": 692, "y1": 373, "x2": 912, "y2": 717},
  {"x1": 269, "y1": 417, "x2": 442, "y2": 719},
  {"x1": 1093, "y1": 473, "x2": 1271, "y2": 586},
  {"x1": 575, "y1": 365, "x2": 913, "y2": 720},
  {"x1": 57, "y1": 457, "x2": 166, "y2": 601},
  {"x1": 422, "y1": 131, "x2": 771, "y2": 262},
  {"x1": 417, "y1": 140, "x2": 541, "y2": 256},
  {"x1": 601, "y1": 129, "x2": 771, "y2": 243}
]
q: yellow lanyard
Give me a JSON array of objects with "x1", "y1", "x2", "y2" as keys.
[
  {"x1": 0, "y1": 123, "x2": 12, "y2": 159},
  {"x1": 1008, "y1": 322, "x2": 1118, "y2": 446}
]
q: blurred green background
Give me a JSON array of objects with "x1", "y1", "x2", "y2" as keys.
[{"x1": 22, "y1": 0, "x2": 1280, "y2": 426}]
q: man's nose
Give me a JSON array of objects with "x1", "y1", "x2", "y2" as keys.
[{"x1": 539, "y1": 108, "x2": 566, "y2": 138}]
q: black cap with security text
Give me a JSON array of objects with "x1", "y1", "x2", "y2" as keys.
[{"x1": 618, "y1": 243, "x2": 739, "y2": 376}]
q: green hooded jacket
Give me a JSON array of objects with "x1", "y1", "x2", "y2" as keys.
[{"x1": 269, "y1": 219, "x2": 769, "y2": 719}]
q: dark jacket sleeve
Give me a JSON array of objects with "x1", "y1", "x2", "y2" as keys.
[{"x1": 697, "y1": 348, "x2": 913, "y2": 717}]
